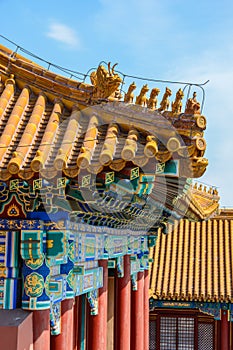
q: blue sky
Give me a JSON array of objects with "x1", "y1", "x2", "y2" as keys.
[{"x1": 1, "y1": 0, "x2": 233, "y2": 206}]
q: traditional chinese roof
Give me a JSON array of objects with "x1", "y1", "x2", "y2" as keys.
[
  {"x1": 149, "y1": 209, "x2": 233, "y2": 303},
  {"x1": 0, "y1": 44, "x2": 209, "y2": 180},
  {"x1": 173, "y1": 181, "x2": 220, "y2": 221},
  {"x1": 0, "y1": 43, "x2": 218, "y2": 228}
]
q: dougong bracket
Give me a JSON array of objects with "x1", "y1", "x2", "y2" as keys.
[
  {"x1": 116, "y1": 256, "x2": 124, "y2": 278},
  {"x1": 86, "y1": 289, "x2": 98, "y2": 315}
]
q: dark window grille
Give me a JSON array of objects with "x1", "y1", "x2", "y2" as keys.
[
  {"x1": 160, "y1": 317, "x2": 176, "y2": 349},
  {"x1": 178, "y1": 317, "x2": 194, "y2": 349},
  {"x1": 149, "y1": 312, "x2": 214, "y2": 350},
  {"x1": 149, "y1": 320, "x2": 156, "y2": 350},
  {"x1": 198, "y1": 323, "x2": 214, "y2": 350}
]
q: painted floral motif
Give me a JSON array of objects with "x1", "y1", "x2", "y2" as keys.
[
  {"x1": 68, "y1": 242, "x2": 75, "y2": 262},
  {"x1": 67, "y1": 269, "x2": 75, "y2": 291},
  {"x1": 25, "y1": 272, "x2": 44, "y2": 297},
  {"x1": 44, "y1": 275, "x2": 50, "y2": 297},
  {"x1": 0, "y1": 267, "x2": 6, "y2": 277},
  {"x1": 25, "y1": 254, "x2": 44, "y2": 269}
]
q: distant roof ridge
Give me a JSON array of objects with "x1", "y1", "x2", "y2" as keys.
[{"x1": 215, "y1": 207, "x2": 233, "y2": 218}]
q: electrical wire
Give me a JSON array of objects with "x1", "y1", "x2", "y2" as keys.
[
  {"x1": 0, "y1": 34, "x2": 209, "y2": 113},
  {"x1": 0, "y1": 34, "x2": 209, "y2": 88}
]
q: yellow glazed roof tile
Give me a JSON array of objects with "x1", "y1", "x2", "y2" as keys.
[
  {"x1": 0, "y1": 86, "x2": 30, "y2": 167},
  {"x1": 218, "y1": 220, "x2": 225, "y2": 300},
  {"x1": 212, "y1": 220, "x2": 219, "y2": 299},
  {"x1": 174, "y1": 220, "x2": 184, "y2": 298},
  {"x1": 194, "y1": 221, "x2": 200, "y2": 299},
  {"x1": 169, "y1": 223, "x2": 178, "y2": 297},
  {"x1": 181, "y1": 220, "x2": 189, "y2": 298},
  {"x1": 187, "y1": 221, "x2": 195, "y2": 299},
  {"x1": 149, "y1": 210, "x2": 233, "y2": 303},
  {"x1": 150, "y1": 240, "x2": 159, "y2": 295},
  {"x1": 207, "y1": 219, "x2": 212, "y2": 299},
  {"x1": 8, "y1": 93, "x2": 46, "y2": 174},
  {"x1": 200, "y1": 220, "x2": 206, "y2": 299},
  {"x1": 31, "y1": 101, "x2": 63, "y2": 172},
  {"x1": 230, "y1": 221, "x2": 233, "y2": 301},
  {"x1": 0, "y1": 76, "x2": 15, "y2": 119},
  {"x1": 225, "y1": 220, "x2": 231, "y2": 298},
  {"x1": 162, "y1": 225, "x2": 172, "y2": 297}
]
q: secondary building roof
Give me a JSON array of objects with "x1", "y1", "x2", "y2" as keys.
[{"x1": 149, "y1": 209, "x2": 233, "y2": 303}]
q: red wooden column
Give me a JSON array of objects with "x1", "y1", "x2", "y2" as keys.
[
  {"x1": 131, "y1": 271, "x2": 144, "y2": 350},
  {"x1": 215, "y1": 320, "x2": 221, "y2": 350},
  {"x1": 33, "y1": 309, "x2": 50, "y2": 350},
  {"x1": 221, "y1": 309, "x2": 229, "y2": 350},
  {"x1": 87, "y1": 259, "x2": 108, "y2": 350},
  {"x1": 231, "y1": 321, "x2": 233, "y2": 350},
  {"x1": 77, "y1": 295, "x2": 85, "y2": 350},
  {"x1": 51, "y1": 298, "x2": 74, "y2": 350},
  {"x1": 115, "y1": 255, "x2": 131, "y2": 350},
  {"x1": 144, "y1": 269, "x2": 149, "y2": 350},
  {"x1": 73, "y1": 296, "x2": 79, "y2": 350},
  {"x1": 107, "y1": 276, "x2": 115, "y2": 350}
]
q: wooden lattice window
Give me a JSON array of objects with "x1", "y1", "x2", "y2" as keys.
[
  {"x1": 160, "y1": 316, "x2": 195, "y2": 349},
  {"x1": 149, "y1": 309, "x2": 215, "y2": 350},
  {"x1": 198, "y1": 323, "x2": 214, "y2": 350},
  {"x1": 149, "y1": 320, "x2": 156, "y2": 350},
  {"x1": 178, "y1": 317, "x2": 195, "y2": 349},
  {"x1": 160, "y1": 317, "x2": 177, "y2": 349}
]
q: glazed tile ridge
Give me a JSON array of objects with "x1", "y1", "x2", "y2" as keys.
[
  {"x1": 99, "y1": 124, "x2": 118, "y2": 166},
  {"x1": 7, "y1": 93, "x2": 46, "y2": 174},
  {"x1": 76, "y1": 115, "x2": 98, "y2": 169},
  {"x1": 0, "y1": 86, "x2": 30, "y2": 167},
  {"x1": 31, "y1": 101, "x2": 63, "y2": 172},
  {"x1": 0, "y1": 75, "x2": 15, "y2": 120}
]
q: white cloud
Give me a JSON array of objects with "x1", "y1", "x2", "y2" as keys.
[{"x1": 47, "y1": 22, "x2": 81, "y2": 49}]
